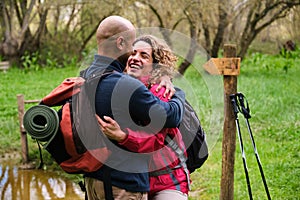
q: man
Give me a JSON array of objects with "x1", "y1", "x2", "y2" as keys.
[{"x1": 83, "y1": 16, "x2": 185, "y2": 200}]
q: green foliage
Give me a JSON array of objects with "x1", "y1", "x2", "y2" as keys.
[
  {"x1": 244, "y1": 48, "x2": 300, "y2": 73},
  {"x1": 21, "y1": 51, "x2": 40, "y2": 71},
  {"x1": 280, "y1": 47, "x2": 300, "y2": 59},
  {"x1": 20, "y1": 50, "x2": 80, "y2": 72},
  {"x1": 44, "y1": 51, "x2": 61, "y2": 68},
  {"x1": 39, "y1": 34, "x2": 80, "y2": 68}
]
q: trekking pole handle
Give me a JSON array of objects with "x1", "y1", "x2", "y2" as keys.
[
  {"x1": 229, "y1": 94, "x2": 239, "y2": 118},
  {"x1": 237, "y1": 93, "x2": 251, "y2": 119}
]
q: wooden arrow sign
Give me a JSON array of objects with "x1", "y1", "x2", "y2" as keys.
[{"x1": 203, "y1": 57, "x2": 240, "y2": 75}]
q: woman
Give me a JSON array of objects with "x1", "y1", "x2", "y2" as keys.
[{"x1": 98, "y1": 35, "x2": 190, "y2": 200}]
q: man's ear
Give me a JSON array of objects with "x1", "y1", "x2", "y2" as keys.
[{"x1": 116, "y1": 36, "x2": 125, "y2": 50}]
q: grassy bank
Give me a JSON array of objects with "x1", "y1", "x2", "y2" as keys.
[{"x1": 0, "y1": 52, "x2": 299, "y2": 199}]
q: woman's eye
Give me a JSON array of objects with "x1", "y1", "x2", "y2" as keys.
[{"x1": 142, "y1": 54, "x2": 149, "y2": 59}]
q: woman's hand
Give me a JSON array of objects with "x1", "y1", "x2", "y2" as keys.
[
  {"x1": 95, "y1": 115, "x2": 127, "y2": 142},
  {"x1": 152, "y1": 75, "x2": 175, "y2": 99}
]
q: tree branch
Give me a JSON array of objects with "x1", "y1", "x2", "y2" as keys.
[
  {"x1": 146, "y1": 2, "x2": 164, "y2": 27},
  {"x1": 19, "y1": 0, "x2": 36, "y2": 43}
]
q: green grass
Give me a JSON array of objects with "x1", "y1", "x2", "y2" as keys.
[
  {"x1": 0, "y1": 52, "x2": 299, "y2": 199},
  {"x1": 0, "y1": 66, "x2": 79, "y2": 154}
]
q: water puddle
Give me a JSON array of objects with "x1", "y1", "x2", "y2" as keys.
[{"x1": 0, "y1": 157, "x2": 84, "y2": 200}]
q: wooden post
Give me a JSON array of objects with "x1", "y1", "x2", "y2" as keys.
[
  {"x1": 17, "y1": 94, "x2": 29, "y2": 163},
  {"x1": 220, "y1": 44, "x2": 238, "y2": 200},
  {"x1": 203, "y1": 44, "x2": 240, "y2": 200},
  {"x1": 0, "y1": 61, "x2": 10, "y2": 72}
]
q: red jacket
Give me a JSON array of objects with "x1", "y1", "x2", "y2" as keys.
[{"x1": 119, "y1": 84, "x2": 190, "y2": 196}]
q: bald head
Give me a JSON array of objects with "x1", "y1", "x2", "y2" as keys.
[
  {"x1": 97, "y1": 16, "x2": 135, "y2": 42},
  {"x1": 96, "y1": 16, "x2": 136, "y2": 67}
]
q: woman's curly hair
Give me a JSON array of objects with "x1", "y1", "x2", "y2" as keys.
[{"x1": 133, "y1": 35, "x2": 177, "y2": 83}]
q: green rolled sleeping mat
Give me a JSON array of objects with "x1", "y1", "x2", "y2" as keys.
[{"x1": 23, "y1": 105, "x2": 59, "y2": 146}]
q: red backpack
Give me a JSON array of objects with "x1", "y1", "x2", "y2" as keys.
[{"x1": 23, "y1": 69, "x2": 112, "y2": 173}]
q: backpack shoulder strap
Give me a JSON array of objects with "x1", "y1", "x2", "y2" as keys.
[
  {"x1": 83, "y1": 68, "x2": 115, "y2": 81},
  {"x1": 165, "y1": 136, "x2": 191, "y2": 190}
]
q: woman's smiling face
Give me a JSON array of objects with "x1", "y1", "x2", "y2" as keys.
[{"x1": 126, "y1": 41, "x2": 154, "y2": 79}]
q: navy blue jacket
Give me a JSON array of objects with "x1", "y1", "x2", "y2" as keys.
[{"x1": 84, "y1": 55, "x2": 185, "y2": 192}]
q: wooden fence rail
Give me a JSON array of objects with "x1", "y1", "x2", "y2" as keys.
[
  {"x1": 0, "y1": 61, "x2": 10, "y2": 72},
  {"x1": 17, "y1": 94, "x2": 40, "y2": 164}
]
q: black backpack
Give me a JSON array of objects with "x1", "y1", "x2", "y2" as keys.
[{"x1": 167, "y1": 100, "x2": 208, "y2": 173}]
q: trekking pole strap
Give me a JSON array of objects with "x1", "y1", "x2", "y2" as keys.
[
  {"x1": 237, "y1": 93, "x2": 251, "y2": 119},
  {"x1": 229, "y1": 94, "x2": 239, "y2": 118}
]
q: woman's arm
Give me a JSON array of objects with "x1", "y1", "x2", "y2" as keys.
[
  {"x1": 96, "y1": 115, "x2": 127, "y2": 142},
  {"x1": 152, "y1": 75, "x2": 176, "y2": 99},
  {"x1": 96, "y1": 115, "x2": 170, "y2": 153}
]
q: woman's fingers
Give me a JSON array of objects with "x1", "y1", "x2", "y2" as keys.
[{"x1": 103, "y1": 116, "x2": 118, "y2": 128}]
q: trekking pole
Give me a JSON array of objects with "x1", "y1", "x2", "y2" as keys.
[
  {"x1": 229, "y1": 94, "x2": 253, "y2": 200},
  {"x1": 237, "y1": 93, "x2": 272, "y2": 200}
]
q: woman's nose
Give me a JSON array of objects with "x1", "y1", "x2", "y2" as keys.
[{"x1": 132, "y1": 53, "x2": 141, "y2": 61}]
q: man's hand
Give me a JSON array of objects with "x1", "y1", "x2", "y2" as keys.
[
  {"x1": 153, "y1": 75, "x2": 175, "y2": 99},
  {"x1": 96, "y1": 115, "x2": 127, "y2": 142}
]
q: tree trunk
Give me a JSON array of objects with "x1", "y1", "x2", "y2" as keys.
[
  {"x1": 211, "y1": 3, "x2": 228, "y2": 58},
  {"x1": 238, "y1": 34, "x2": 255, "y2": 59},
  {"x1": 178, "y1": 26, "x2": 198, "y2": 75}
]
